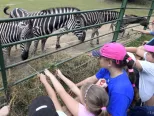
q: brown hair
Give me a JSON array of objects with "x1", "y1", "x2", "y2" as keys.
[
  {"x1": 124, "y1": 54, "x2": 139, "y2": 107},
  {"x1": 81, "y1": 83, "x2": 109, "y2": 116}
]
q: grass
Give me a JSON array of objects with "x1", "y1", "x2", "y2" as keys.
[
  {"x1": 8, "y1": 53, "x2": 99, "y2": 116},
  {"x1": 127, "y1": 34, "x2": 152, "y2": 46},
  {"x1": 0, "y1": 0, "x2": 151, "y2": 18}
]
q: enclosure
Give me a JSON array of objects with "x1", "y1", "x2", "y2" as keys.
[{"x1": 0, "y1": 0, "x2": 154, "y2": 115}]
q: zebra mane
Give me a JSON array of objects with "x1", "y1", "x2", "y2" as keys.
[{"x1": 40, "y1": 7, "x2": 80, "y2": 13}]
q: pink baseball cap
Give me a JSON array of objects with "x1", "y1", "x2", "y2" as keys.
[
  {"x1": 92, "y1": 42, "x2": 126, "y2": 60},
  {"x1": 144, "y1": 45, "x2": 154, "y2": 53}
]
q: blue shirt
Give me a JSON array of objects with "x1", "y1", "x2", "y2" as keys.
[
  {"x1": 96, "y1": 68, "x2": 134, "y2": 116},
  {"x1": 150, "y1": 31, "x2": 154, "y2": 36},
  {"x1": 147, "y1": 31, "x2": 154, "y2": 45}
]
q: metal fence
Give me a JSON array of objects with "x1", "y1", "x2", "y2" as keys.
[{"x1": 0, "y1": 0, "x2": 154, "y2": 103}]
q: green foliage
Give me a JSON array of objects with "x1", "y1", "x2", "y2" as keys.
[{"x1": 127, "y1": 35, "x2": 152, "y2": 47}]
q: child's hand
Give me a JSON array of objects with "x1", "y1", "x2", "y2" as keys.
[
  {"x1": 56, "y1": 69, "x2": 63, "y2": 77},
  {"x1": 0, "y1": 105, "x2": 10, "y2": 116},
  {"x1": 44, "y1": 69, "x2": 54, "y2": 78},
  {"x1": 39, "y1": 73, "x2": 48, "y2": 84},
  {"x1": 86, "y1": 52, "x2": 93, "y2": 57},
  {"x1": 142, "y1": 41, "x2": 148, "y2": 45},
  {"x1": 96, "y1": 79, "x2": 108, "y2": 88}
]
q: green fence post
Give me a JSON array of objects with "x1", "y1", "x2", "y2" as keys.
[
  {"x1": 0, "y1": 40, "x2": 8, "y2": 102},
  {"x1": 112, "y1": 0, "x2": 128, "y2": 42},
  {"x1": 144, "y1": 0, "x2": 154, "y2": 30}
]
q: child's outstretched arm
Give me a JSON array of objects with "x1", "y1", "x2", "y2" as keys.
[
  {"x1": 132, "y1": 28, "x2": 151, "y2": 34},
  {"x1": 56, "y1": 69, "x2": 81, "y2": 98},
  {"x1": 39, "y1": 73, "x2": 62, "y2": 111},
  {"x1": 44, "y1": 69, "x2": 79, "y2": 116}
]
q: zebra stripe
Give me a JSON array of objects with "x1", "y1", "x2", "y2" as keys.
[
  {"x1": 80, "y1": 10, "x2": 148, "y2": 45},
  {"x1": 0, "y1": 21, "x2": 33, "y2": 64},
  {"x1": 80, "y1": 10, "x2": 122, "y2": 45},
  {"x1": 4, "y1": 6, "x2": 86, "y2": 60}
]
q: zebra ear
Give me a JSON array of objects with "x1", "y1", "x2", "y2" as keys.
[
  {"x1": 74, "y1": 14, "x2": 81, "y2": 19},
  {"x1": 18, "y1": 22, "x2": 27, "y2": 29},
  {"x1": 26, "y1": 20, "x2": 33, "y2": 29}
]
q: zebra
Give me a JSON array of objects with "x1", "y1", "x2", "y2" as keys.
[
  {"x1": 0, "y1": 20, "x2": 34, "y2": 65},
  {"x1": 4, "y1": 6, "x2": 86, "y2": 60},
  {"x1": 110, "y1": 14, "x2": 148, "y2": 37},
  {"x1": 80, "y1": 10, "x2": 148, "y2": 46}
]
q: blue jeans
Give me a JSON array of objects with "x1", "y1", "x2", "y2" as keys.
[
  {"x1": 146, "y1": 38, "x2": 154, "y2": 45},
  {"x1": 128, "y1": 106, "x2": 154, "y2": 116}
]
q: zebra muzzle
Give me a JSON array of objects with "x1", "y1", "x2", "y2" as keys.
[{"x1": 21, "y1": 51, "x2": 29, "y2": 60}]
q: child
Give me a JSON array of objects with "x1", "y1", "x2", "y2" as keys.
[
  {"x1": 77, "y1": 42, "x2": 135, "y2": 116},
  {"x1": 132, "y1": 20, "x2": 154, "y2": 46},
  {"x1": 29, "y1": 73, "x2": 67, "y2": 116},
  {"x1": 126, "y1": 45, "x2": 154, "y2": 106},
  {"x1": 44, "y1": 69, "x2": 109, "y2": 116},
  {"x1": 126, "y1": 45, "x2": 154, "y2": 115}
]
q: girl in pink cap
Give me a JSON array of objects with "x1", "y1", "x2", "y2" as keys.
[{"x1": 77, "y1": 42, "x2": 136, "y2": 116}]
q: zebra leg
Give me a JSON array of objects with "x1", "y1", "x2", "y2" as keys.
[
  {"x1": 15, "y1": 45, "x2": 18, "y2": 50},
  {"x1": 8, "y1": 47, "x2": 12, "y2": 77},
  {"x1": 95, "y1": 30, "x2": 99, "y2": 44},
  {"x1": 3, "y1": 47, "x2": 11, "y2": 66},
  {"x1": 32, "y1": 40, "x2": 39, "y2": 56},
  {"x1": 121, "y1": 29, "x2": 125, "y2": 37},
  {"x1": 56, "y1": 35, "x2": 62, "y2": 49},
  {"x1": 90, "y1": 29, "x2": 96, "y2": 47},
  {"x1": 41, "y1": 38, "x2": 47, "y2": 53},
  {"x1": 7, "y1": 47, "x2": 12, "y2": 65}
]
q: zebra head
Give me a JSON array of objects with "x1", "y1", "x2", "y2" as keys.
[
  {"x1": 20, "y1": 20, "x2": 34, "y2": 60},
  {"x1": 138, "y1": 17, "x2": 149, "y2": 27},
  {"x1": 124, "y1": 15, "x2": 149, "y2": 27},
  {"x1": 72, "y1": 14, "x2": 86, "y2": 42}
]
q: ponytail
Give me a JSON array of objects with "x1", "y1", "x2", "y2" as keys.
[
  {"x1": 98, "y1": 107, "x2": 108, "y2": 116},
  {"x1": 124, "y1": 54, "x2": 139, "y2": 107}
]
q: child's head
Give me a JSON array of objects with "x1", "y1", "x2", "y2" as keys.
[
  {"x1": 92, "y1": 42, "x2": 128, "y2": 70},
  {"x1": 28, "y1": 96, "x2": 59, "y2": 116},
  {"x1": 144, "y1": 45, "x2": 154, "y2": 63},
  {"x1": 81, "y1": 83, "x2": 109, "y2": 116}
]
